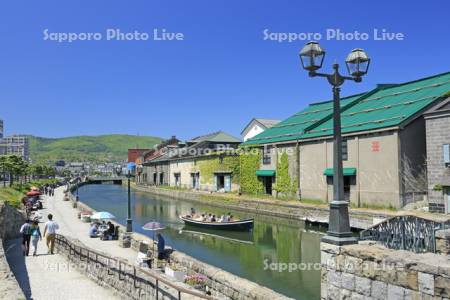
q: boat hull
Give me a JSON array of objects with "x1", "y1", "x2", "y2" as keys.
[{"x1": 179, "y1": 216, "x2": 254, "y2": 231}]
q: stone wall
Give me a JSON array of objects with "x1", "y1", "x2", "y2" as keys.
[
  {"x1": 54, "y1": 235, "x2": 189, "y2": 300},
  {"x1": 425, "y1": 113, "x2": 450, "y2": 213},
  {"x1": 133, "y1": 184, "x2": 388, "y2": 230},
  {"x1": 320, "y1": 241, "x2": 450, "y2": 300},
  {"x1": 436, "y1": 229, "x2": 450, "y2": 255},
  {"x1": 0, "y1": 201, "x2": 26, "y2": 299}
]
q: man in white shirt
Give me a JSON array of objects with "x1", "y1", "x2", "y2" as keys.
[{"x1": 43, "y1": 214, "x2": 59, "y2": 254}]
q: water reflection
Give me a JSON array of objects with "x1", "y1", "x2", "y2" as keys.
[{"x1": 78, "y1": 184, "x2": 324, "y2": 300}]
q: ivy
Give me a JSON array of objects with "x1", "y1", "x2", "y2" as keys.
[
  {"x1": 239, "y1": 149, "x2": 264, "y2": 194},
  {"x1": 195, "y1": 155, "x2": 240, "y2": 185},
  {"x1": 273, "y1": 151, "x2": 297, "y2": 196}
]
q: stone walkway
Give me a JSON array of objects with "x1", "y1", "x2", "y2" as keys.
[
  {"x1": 4, "y1": 238, "x2": 119, "y2": 300},
  {"x1": 5, "y1": 187, "x2": 201, "y2": 300},
  {"x1": 42, "y1": 187, "x2": 137, "y2": 263}
]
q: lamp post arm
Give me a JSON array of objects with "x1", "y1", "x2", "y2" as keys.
[{"x1": 309, "y1": 64, "x2": 362, "y2": 87}]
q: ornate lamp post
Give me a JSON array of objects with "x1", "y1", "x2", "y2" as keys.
[
  {"x1": 126, "y1": 169, "x2": 133, "y2": 232},
  {"x1": 299, "y1": 42, "x2": 370, "y2": 245}
]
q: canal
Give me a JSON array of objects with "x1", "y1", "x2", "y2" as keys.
[{"x1": 78, "y1": 184, "x2": 324, "y2": 300}]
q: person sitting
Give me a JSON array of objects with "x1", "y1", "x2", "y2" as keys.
[
  {"x1": 89, "y1": 223, "x2": 98, "y2": 238},
  {"x1": 201, "y1": 214, "x2": 207, "y2": 221},
  {"x1": 211, "y1": 215, "x2": 216, "y2": 222},
  {"x1": 229, "y1": 215, "x2": 234, "y2": 221},
  {"x1": 157, "y1": 233, "x2": 165, "y2": 260},
  {"x1": 190, "y1": 207, "x2": 196, "y2": 217}
]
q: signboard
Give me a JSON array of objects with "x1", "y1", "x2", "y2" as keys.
[{"x1": 371, "y1": 141, "x2": 380, "y2": 152}]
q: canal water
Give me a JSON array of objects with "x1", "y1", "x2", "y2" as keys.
[{"x1": 78, "y1": 184, "x2": 324, "y2": 300}]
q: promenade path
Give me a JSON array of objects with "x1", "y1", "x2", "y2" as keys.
[
  {"x1": 4, "y1": 188, "x2": 120, "y2": 300},
  {"x1": 6, "y1": 187, "x2": 200, "y2": 300}
]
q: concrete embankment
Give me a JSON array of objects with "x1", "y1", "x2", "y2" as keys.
[
  {"x1": 0, "y1": 200, "x2": 26, "y2": 299},
  {"x1": 132, "y1": 185, "x2": 393, "y2": 230}
]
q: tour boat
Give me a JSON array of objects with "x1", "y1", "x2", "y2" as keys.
[{"x1": 179, "y1": 215, "x2": 254, "y2": 231}]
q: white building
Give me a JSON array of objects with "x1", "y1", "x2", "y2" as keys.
[
  {"x1": 0, "y1": 135, "x2": 29, "y2": 160},
  {"x1": 241, "y1": 118, "x2": 280, "y2": 142}
]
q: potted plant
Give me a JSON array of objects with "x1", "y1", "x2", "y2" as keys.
[
  {"x1": 164, "y1": 263, "x2": 186, "y2": 282},
  {"x1": 184, "y1": 273, "x2": 207, "y2": 291}
]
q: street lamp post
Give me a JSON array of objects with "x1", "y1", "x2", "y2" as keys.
[
  {"x1": 75, "y1": 178, "x2": 79, "y2": 201},
  {"x1": 126, "y1": 170, "x2": 133, "y2": 232},
  {"x1": 299, "y1": 42, "x2": 370, "y2": 246}
]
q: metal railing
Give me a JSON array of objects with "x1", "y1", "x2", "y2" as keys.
[
  {"x1": 360, "y1": 215, "x2": 450, "y2": 253},
  {"x1": 55, "y1": 234, "x2": 213, "y2": 300}
]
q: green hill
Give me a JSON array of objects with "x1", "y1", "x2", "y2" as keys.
[{"x1": 29, "y1": 134, "x2": 163, "y2": 163}]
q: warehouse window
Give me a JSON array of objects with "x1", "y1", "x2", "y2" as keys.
[
  {"x1": 444, "y1": 144, "x2": 450, "y2": 167},
  {"x1": 342, "y1": 139, "x2": 348, "y2": 161}
]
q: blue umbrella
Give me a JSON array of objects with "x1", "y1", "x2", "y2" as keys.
[
  {"x1": 91, "y1": 211, "x2": 116, "y2": 220},
  {"x1": 142, "y1": 221, "x2": 165, "y2": 256}
]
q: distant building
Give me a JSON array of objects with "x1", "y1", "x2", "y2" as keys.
[
  {"x1": 0, "y1": 135, "x2": 29, "y2": 160},
  {"x1": 128, "y1": 148, "x2": 151, "y2": 163},
  {"x1": 241, "y1": 118, "x2": 280, "y2": 142},
  {"x1": 67, "y1": 162, "x2": 85, "y2": 176},
  {"x1": 142, "y1": 131, "x2": 241, "y2": 192},
  {"x1": 425, "y1": 97, "x2": 450, "y2": 214},
  {"x1": 0, "y1": 119, "x2": 3, "y2": 139}
]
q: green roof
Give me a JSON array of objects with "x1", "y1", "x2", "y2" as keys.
[
  {"x1": 255, "y1": 170, "x2": 276, "y2": 176},
  {"x1": 243, "y1": 93, "x2": 364, "y2": 145},
  {"x1": 324, "y1": 168, "x2": 357, "y2": 176},
  {"x1": 244, "y1": 72, "x2": 450, "y2": 145}
]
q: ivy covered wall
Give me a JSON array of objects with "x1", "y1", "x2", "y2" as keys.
[
  {"x1": 239, "y1": 149, "x2": 264, "y2": 194},
  {"x1": 194, "y1": 155, "x2": 240, "y2": 185},
  {"x1": 273, "y1": 151, "x2": 298, "y2": 196}
]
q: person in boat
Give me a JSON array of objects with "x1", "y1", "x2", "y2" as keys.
[
  {"x1": 229, "y1": 215, "x2": 234, "y2": 221},
  {"x1": 190, "y1": 208, "x2": 196, "y2": 217},
  {"x1": 218, "y1": 215, "x2": 225, "y2": 222},
  {"x1": 201, "y1": 214, "x2": 207, "y2": 221},
  {"x1": 211, "y1": 215, "x2": 216, "y2": 222}
]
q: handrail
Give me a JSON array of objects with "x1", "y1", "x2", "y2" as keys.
[{"x1": 55, "y1": 234, "x2": 213, "y2": 300}]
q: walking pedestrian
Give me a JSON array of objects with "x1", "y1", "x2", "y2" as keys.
[
  {"x1": 43, "y1": 214, "x2": 59, "y2": 254},
  {"x1": 30, "y1": 220, "x2": 42, "y2": 256},
  {"x1": 19, "y1": 219, "x2": 32, "y2": 256}
]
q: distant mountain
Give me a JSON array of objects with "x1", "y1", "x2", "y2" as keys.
[{"x1": 28, "y1": 134, "x2": 163, "y2": 164}]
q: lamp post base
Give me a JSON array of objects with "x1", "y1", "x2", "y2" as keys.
[
  {"x1": 321, "y1": 235, "x2": 358, "y2": 246},
  {"x1": 126, "y1": 219, "x2": 133, "y2": 232}
]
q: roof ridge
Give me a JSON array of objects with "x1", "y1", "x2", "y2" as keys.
[
  {"x1": 308, "y1": 92, "x2": 368, "y2": 106},
  {"x1": 375, "y1": 71, "x2": 450, "y2": 90},
  {"x1": 360, "y1": 79, "x2": 450, "y2": 104}
]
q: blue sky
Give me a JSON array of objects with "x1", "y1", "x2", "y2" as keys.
[{"x1": 0, "y1": 0, "x2": 449, "y2": 140}]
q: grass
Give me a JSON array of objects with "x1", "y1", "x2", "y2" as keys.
[
  {"x1": 351, "y1": 202, "x2": 398, "y2": 211},
  {"x1": 0, "y1": 179, "x2": 60, "y2": 208},
  {"x1": 0, "y1": 187, "x2": 24, "y2": 208}
]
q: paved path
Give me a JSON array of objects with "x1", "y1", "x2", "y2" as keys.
[
  {"x1": 5, "y1": 187, "x2": 202, "y2": 300},
  {"x1": 4, "y1": 238, "x2": 119, "y2": 300},
  {"x1": 4, "y1": 188, "x2": 123, "y2": 300},
  {"x1": 44, "y1": 187, "x2": 137, "y2": 262}
]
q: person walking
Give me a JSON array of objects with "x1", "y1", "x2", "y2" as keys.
[
  {"x1": 30, "y1": 220, "x2": 42, "y2": 256},
  {"x1": 19, "y1": 219, "x2": 32, "y2": 256},
  {"x1": 43, "y1": 214, "x2": 59, "y2": 254}
]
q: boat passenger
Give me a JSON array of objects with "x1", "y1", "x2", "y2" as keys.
[
  {"x1": 211, "y1": 215, "x2": 216, "y2": 222},
  {"x1": 218, "y1": 215, "x2": 225, "y2": 222},
  {"x1": 229, "y1": 215, "x2": 234, "y2": 221},
  {"x1": 190, "y1": 208, "x2": 196, "y2": 217}
]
